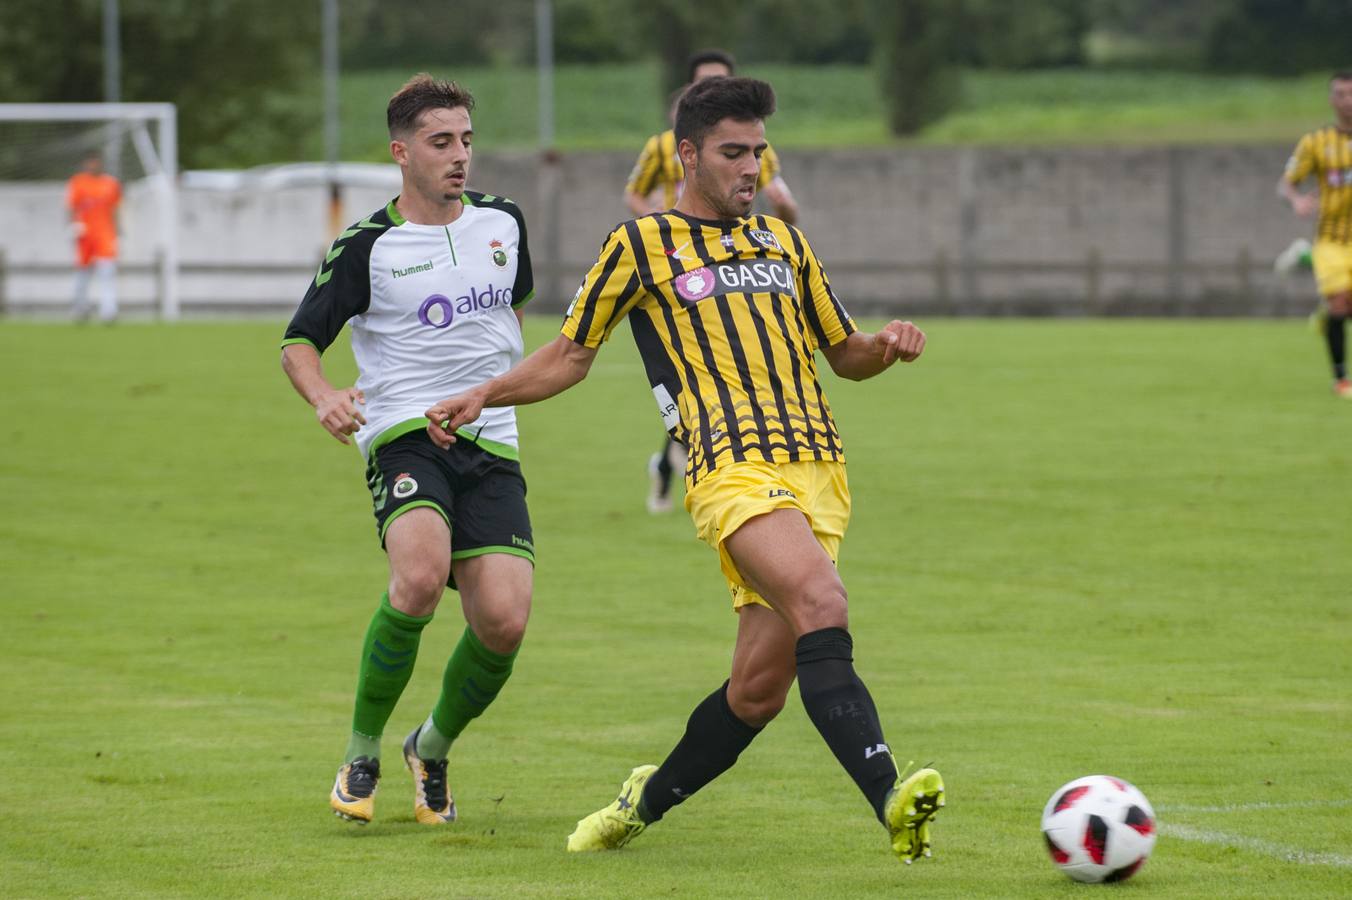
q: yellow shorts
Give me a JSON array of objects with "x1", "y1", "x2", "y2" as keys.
[
  {"x1": 1312, "y1": 241, "x2": 1352, "y2": 297},
  {"x1": 684, "y1": 459, "x2": 851, "y2": 610}
]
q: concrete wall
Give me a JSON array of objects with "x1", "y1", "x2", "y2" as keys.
[{"x1": 0, "y1": 144, "x2": 1315, "y2": 317}]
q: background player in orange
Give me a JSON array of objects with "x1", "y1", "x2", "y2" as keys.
[
  {"x1": 1279, "y1": 71, "x2": 1352, "y2": 396},
  {"x1": 67, "y1": 153, "x2": 122, "y2": 323}
]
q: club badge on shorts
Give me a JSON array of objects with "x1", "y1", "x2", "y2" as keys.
[{"x1": 393, "y1": 473, "x2": 419, "y2": 499}]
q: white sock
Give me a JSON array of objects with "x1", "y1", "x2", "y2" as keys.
[
  {"x1": 72, "y1": 267, "x2": 93, "y2": 318},
  {"x1": 94, "y1": 259, "x2": 118, "y2": 321}
]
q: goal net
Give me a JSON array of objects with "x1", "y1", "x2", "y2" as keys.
[{"x1": 0, "y1": 103, "x2": 178, "y2": 318}]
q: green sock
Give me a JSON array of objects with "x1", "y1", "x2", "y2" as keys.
[
  {"x1": 416, "y1": 627, "x2": 518, "y2": 759},
  {"x1": 343, "y1": 592, "x2": 432, "y2": 763}
]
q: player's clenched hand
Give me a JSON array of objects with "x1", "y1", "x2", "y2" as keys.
[
  {"x1": 1292, "y1": 193, "x2": 1319, "y2": 219},
  {"x1": 425, "y1": 388, "x2": 487, "y2": 449},
  {"x1": 315, "y1": 387, "x2": 366, "y2": 444},
  {"x1": 875, "y1": 320, "x2": 926, "y2": 365}
]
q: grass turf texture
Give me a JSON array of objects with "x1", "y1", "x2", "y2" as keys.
[
  {"x1": 2, "y1": 318, "x2": 1350, "y2": 897},
  {"x1": 334, "y1": 65, "x2": 1337, "y2": 159}
]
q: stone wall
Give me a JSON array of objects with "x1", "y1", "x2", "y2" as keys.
[{"x1": 0, "y1": 143, "x2": 1316, "y2": 317}]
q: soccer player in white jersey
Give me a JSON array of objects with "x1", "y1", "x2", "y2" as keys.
[{"x1": 280, "y1": 74, "x2": 535, "y2": 826}]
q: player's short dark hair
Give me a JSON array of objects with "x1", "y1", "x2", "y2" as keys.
[
  {"x1": 1332, "y1": 70, "x2": 1352, "y2": 84},
  {"x1": 387, "y1": 74, "x2": 475, "y2": 138},
  {"x1": 674, "y1": 76, "x2": 775, "y2": 150},
  {"x1": 686, "y1": 49, "x2": 737, "y2": 83}
]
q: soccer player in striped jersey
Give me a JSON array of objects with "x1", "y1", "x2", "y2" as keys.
[
  {"x1": 1279, "y1": 71, "x2": 1352, "y2": 397},
  {"x1": 281, "y1": 75, "x2": 536, "y2": 827},
  {"x1": 627, "y1": 49, "x2": 800, "y2": 513},
  {"x1": 426, "y1": 75, "x2": 944, "y2": 865}
]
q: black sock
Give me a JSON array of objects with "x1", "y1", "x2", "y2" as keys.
[
  {"x1": 796, "y1": 627, "x2": 897, "y2": 824},
  {"x1": 1328, "y1": 316, "x2": 1347, "y2": 379},
  {"x1": 655, "y1": 438, "x2": 675, "y2": 497},
  {"x1": 638, "y1": 681, "x2": 762, "y2": 823}
]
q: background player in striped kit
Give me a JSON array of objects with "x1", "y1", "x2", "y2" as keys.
[{"x1": 1279, "y1": 71, "x2": 1352, "y2": 396}]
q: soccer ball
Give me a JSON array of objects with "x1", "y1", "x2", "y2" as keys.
[{"x1": 1041, "y1": 775, "x2": 1156, "y2": 883}]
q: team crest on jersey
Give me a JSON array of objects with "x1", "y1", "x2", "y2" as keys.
[
  {"x1": 392, "y1": 473, "x2": 418, "y2": 499},
  {"x1": 490, "y1": 239, "x2": 508, "y2": 268},
  {"x1": 749, "y1": 229, "x2": 780, "y2": 251}
]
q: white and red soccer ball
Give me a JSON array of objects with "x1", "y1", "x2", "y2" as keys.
[{"x1": 1041, "y1": 775, "x2": 1156, "y2": 883}]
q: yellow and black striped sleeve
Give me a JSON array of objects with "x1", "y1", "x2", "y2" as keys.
[
  {"x1": 1285, "y1": 133, "x2": 1317, "y2": 184},
  {"x1": 788, "y1": 225, "x2": 856, "y2": 350},
  {"x1": 757, "y1": 143, "x2": 783, "y2": 189},
  {"x1": 624, "y1": 134, "x2": 664, "y2": 197},
  {"x1": 561, "y1": 225, "x2": 645, "y2": 348}
]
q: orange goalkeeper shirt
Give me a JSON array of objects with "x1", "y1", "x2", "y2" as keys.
[{"x1": 66, "y1": 172, "x2": 121, "y2": 262}]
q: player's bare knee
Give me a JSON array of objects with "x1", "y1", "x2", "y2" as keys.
[
  {"x1": 474, "y1": 609, "x2": 528, "y2": 654},
  {"x1": 783, "y1": 579, "x2": 848, "y2": 635},
  {"x1": 388, "y1": 565, "x2": 447, "y2": 617}
]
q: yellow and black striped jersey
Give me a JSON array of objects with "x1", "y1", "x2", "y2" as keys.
[
  {"x1": 561, "y1": 211, "x2": 856, "y2": 487},
  {"x1": 1285, "y1": 126, "x2": 1352, "y2": 243},
  {"x1": 624, "y1": 129, "x2": 783, "y2": 209}
]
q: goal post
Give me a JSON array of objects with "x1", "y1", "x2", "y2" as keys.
[{"x1": 0, "y1": 102, "x2": 179, "y2": 319}]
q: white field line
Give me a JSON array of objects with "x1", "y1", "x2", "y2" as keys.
[
  {"x1": 1162, "y1": 799, "x2": 1352, "y2": 814},
  {"x1": 1163, "y1": 823, "x2": 1352, "y2": 868}
]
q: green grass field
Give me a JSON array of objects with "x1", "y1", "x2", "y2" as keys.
[
  {"x1": 335, "y1": 65, "x2": 1335, "y2": 159},
  {"x1": 2, "y1": 318, "x2": 1350, "y2": 898}
]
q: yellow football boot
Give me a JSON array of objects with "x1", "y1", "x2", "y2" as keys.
[
  {"x1": 884, "y1": 763, "x2": 945, "y2": 864},
  {"x1": 330, "y1": 756, "x2": 380, "y2": 823},
  {"x1": 565, "y1": 764, "x2": 658, "y2": 852},
  {"x1": 402, "y1": 727, "x2": 457, "y2": 825}
]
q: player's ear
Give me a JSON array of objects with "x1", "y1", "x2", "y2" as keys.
[
  {"x1": 389, "y1": 139, "x2": 407, "y2": 166},
  {"x1": 677, "y1": 138, "x2": 698, "y2": 170}
]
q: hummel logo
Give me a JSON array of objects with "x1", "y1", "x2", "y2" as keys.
[
  {"x1": 665, "y1": 241, "x2": 694, "y2": 261},
  {"x1": 865, "y1": 743, "x2": 891, "y2": 760}
]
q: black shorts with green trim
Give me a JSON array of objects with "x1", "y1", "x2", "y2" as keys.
[{"x1": 366, "y1": 430, "x2": 534, "y2": 587}]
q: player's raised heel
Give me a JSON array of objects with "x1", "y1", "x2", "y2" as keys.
[
  {"x1": 884, "y1": 765, "x2": 945, "y2": 864},
  {"x1": 402, "y1": 726, "x2": 457, "y2": 825},
  {"x1": 330, "y1": 756, "x2": 381, "y2": 823},
  {"x1": 566, "y1": 764, "x2": 658, "y2": 852}
]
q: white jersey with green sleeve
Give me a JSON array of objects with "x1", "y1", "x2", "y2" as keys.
[{"x1": 282, "y1": 192, "x2": 534, "y2": 459}]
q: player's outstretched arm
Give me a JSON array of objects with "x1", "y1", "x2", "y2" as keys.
[
  {"x1": 821, "y1": 320, "x2": 926, "y2": 382},
  {"x1": 425, "y1": 334, "x2": 599, "y2": 448},
  {"x1": 281, "y1": 343, "x2": 366, "y2": 445}
]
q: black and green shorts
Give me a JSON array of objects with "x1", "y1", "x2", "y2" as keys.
[{"x1": 366, "y1": 429, "x2": 534, "y2": 585}]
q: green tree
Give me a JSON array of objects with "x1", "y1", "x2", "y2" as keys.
[
  {"x1": 0, "y1": 0, "x2": 321, "y2": 169},
  {"x1": 1204, "y1": 0, "x2": 1352, "y2": 75},
  {"x1": 738, "y1": 0, "x2": 874, "y2": 65},
  {"x1": 874, "y1": 0, "x2": 961, "y2": 136},
  {"x1": 340, "y1": 0, "x2": 533, "y2": 69},
  {"x1": 956, "y1": 0, "x2": 1089, "y2": 68}
]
